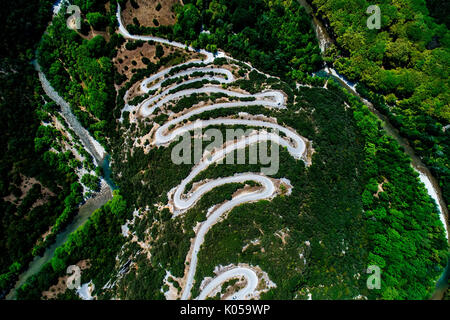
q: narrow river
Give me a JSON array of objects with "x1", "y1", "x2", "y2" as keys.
[
  {"x1": 297, "y1": 0, "x2": 449, "y2": 299},
  {"x1": 5, "y1": 67, "x2": 115, "y2": 299},
  {"x1": 5, "y1": 183, "x2": 112, "y2": 300},
  {"x1": 5, "y1": 1, "x2": 115, "y2": 296},
  {"x1": 5, "y1": 76, "x2": 115, "y2": 299}
]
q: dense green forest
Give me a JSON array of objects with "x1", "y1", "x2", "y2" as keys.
[
  {"x1": 122, "y1": 0, "x2": 323, "y2": 81},
  {"x1": 112, "y1": 60, "x2": 445, "y2": 299},
  {"x1": 161, "y1": 0, "x2": 449, "y2": 228},
  {"x1": 99, "y1": 72, "x2": 365, "y2": 299},
  {"x1": 0, "y1": 0, "x2": 119, "y2": 298},
  {"x1": 0, "y1": 0, "x2": 89, "y2": 298},
  {"x1": 426, "y1": 0, "x2": 450, "y2": 27},
  {"x1": 3, "y1": 0, "x2": 448, "y2": 300},
  {"x1": 307, "y1": 0, "x2": 449, "y2": 213},
  {"x1": 15, "y1": 191, "x2": 130, "y2": 300},
  {"x1": 331, "y1": 80, "x2": 447, "y2": 299},
  {"x1": 122, "y1": 0, "x2": 447, "y2": 299},
  {"x1": 37, "y1": 0, "x2": 121, "y2": 147}
]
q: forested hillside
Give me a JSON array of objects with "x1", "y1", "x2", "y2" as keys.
[
  {"x1": 16, "y1": 191, "x2": 129, "y2": 300},
  {"x1": 37, "y1": 0, "x2": 121, "y2": 147},
  {"x1": 0, "y1": 0, "x2": 87, "y2": 297},
  {"x1": 307, "y1": 0, "x2": 450, "y2": 211},
  {"x1": 123, "y1": 0, "x2": 323, "y2": 82},
  {"x1": 3, "y1": 0, "x2": 448, "y2": 301},
  {"x1": 0, "y1": 0, "x2": 115, "y2": 298}
]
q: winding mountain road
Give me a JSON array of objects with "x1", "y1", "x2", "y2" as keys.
[
  {"x1": 117, "y1": 5, "x2": 309, "y2": 300},
  {"x1": 197, "y1": 267, "x2": 259, "y2": 300}
]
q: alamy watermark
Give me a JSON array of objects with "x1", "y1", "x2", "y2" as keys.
[
  {"x1": 366, "y1": 5, "x2": 381, "y2": 30},
  {"x1": 66, "y1": 265, "x2": 81, "y2": 290},
  {"x1": 66, "y1": 5, "x2": 81, "y2": 30},
  {"x1": 366, "y1": 265, "x2": 381, "y2": 289},
  {"x1": 170, "y1": 120, "x2": 281, "y2": 175}
]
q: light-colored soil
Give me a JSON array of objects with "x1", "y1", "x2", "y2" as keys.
[
  {"x1": 79, "y1": 28, "x2": 110, "y2": 42},
  {"x1": 3, "y1": 175, "x2": 55, "y2": 207},
  {"x1": 374, "y1": 177, "x2": 388, "y2": 198},
  {"x1": 121, "y1": 0, "x2": 181, "y2": 28},
  {"x1": 72, "y1": 1, "x2": 111, "y2": 41},
  {"x1": 304, "y1": 139, "x2": 315, "y2": 166},
  {"x1": 42, "y1": 260, "x2": 91, "y2": 300},
  {"x1": 113, "y1": 42, "x2": 191, "y2": 88},
  {"x1": 274, "y1": 228, "x2": 290, "y2": 246}
]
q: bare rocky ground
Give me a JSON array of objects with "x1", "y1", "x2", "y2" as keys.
[{"x1": 121, "y1": 0, "x2": 180, "y2": 28}]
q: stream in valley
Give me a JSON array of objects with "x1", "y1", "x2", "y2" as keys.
[
  {"x1": 5, "y1": 50, "x2": 115, "y2": 300},
  {"x1": 5, "y1": 182, "x2": 112, "y2": 299}
]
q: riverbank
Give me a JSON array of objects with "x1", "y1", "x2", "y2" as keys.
[
  {"x1": 319, "y1": 66, "x2": 449, "y2": 240},
  {"x1": 6, "y1": 180, "x2": 112, "y2": 299},
  {"x1": 298, "y1": 0, "x2": 449, "y2": 241},
  {"x1": 297, "y1": 0, "x2": 449, "y2": 298},
  {"x1": 5, "y1": 46, "x2": 115, "y2": 301}
]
